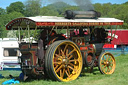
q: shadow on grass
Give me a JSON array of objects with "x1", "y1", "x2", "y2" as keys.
[
  {"x1": 1, "y1": 67, "x2": 101, "y2": 84},
  {"x1": 80, "y1": 67, "x2": 100, "y2": 77},
  {"x1": 1, "y1": 74, "x2": 52, "y2": 84}
]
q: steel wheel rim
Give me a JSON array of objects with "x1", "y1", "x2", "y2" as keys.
[
  {"x1": 52, "y1": 41, "x2": 82, "y2": 81},
  {"x1": 100, "y1": 52, "x2": 116, "y2": 74}
]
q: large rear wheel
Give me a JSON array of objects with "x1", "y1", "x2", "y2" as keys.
[
  {"x1": 45, "y1": 40, "x2": 83, "y2": 82},
  {"x1": 98, "y1": 52, "x2": 116, "y2": 74}
]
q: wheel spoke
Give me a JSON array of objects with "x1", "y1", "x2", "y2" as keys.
[
  {"x1": 110, "y1": 63, "x2": 113, "y2": 67},
  {"x1": 60, "y1": 69, "x2": 62, "y2": 77},
  {"x1": 58, "y1": 46, "x2": 61, "y2": 55},
  {"x1": 106, "y1": 55, "x2": 110, "y2": 61},
  {"x1": 54, "y1": 57, "x2": 60, "y2": 60},
  {"x1": 66, "y1": 49, "x2": 69, "y2": 56},
  {"x1": 110, "y1": 61, "x2": 114, "y2": 65},
  {"x1": 69, "y1": 59, "x2": 78, "y2": 62},
  {"x1": 65, "y1": 70, "x2": 69, "y2": 77},
  {"x1": 61, "y1": 50, "x2": 65, "y2": 57},
  {"x1": 102, "y1": 65, "x2": 107, "y2": 70},
  {"x1": 103, "y1": 65, "x2": 107, "y2": 72},
  {"x1": 102, "y1": 56, "x2": 105, "y2": 60},
  {"x1": 68, "y1": 65, "x2": 74, "y2": 70},
  {"x1": 55, "y1": 65, "x2": 59, "y2": 70},
  {"x1": 107, "y1": 67, "x2": 110, "y2": 72},
  {"x1": 67, "y1": 67, "x2": 71, "y2": 75},
  {"x1": 68, "y1": 55, "x2": 73, "y2": 60},
  {"x1": 108, "y1": 66, "x2": 112, "y2": 69},
  {"x1": 105, "y1": 55, "x2": 108, "y2": 60},
  {"x1": 101, "y1": 61, "x2": 104, "y2": 65},
  {"x1": 55, "y1": 54, "x2": 61, "y2": 58},
  {"x1": 67, "y1": 49, "x2": 75, "y2": 57},
  {"x1": 110, "y1": 58, "x2": 113, "y2": 62},
  {"x1": 54, "y1": 54, "x2": 62, "y2": 60},
  {"x1": 64, "y1": 44, "x2": 68, "y2": 53},
  {"x1": 110, "y1": 65, "x2": 113, "y2": 68},
  {"x1": 56, "y1": 65, "x2": 63, "y2": 73},
  {"x1": 69, "y1": 63, "x2": 74, "y2": 67},
  {"x1": 101, "y1": 60, "x2": 104, "y2": 64},
  {"x1": 54, "y1": 61, "x2": 61, "y2": 65},
  {"x1": 61, "y1": 68, "x2": 65, "y2": 78}
]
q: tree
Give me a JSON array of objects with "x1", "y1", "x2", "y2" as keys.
[
  {"x1": 0, "y1": 8, "x2": 6, "y2": 15},
  {"x1": 6, "y1": 1, "x2": 25, "y2": 14},
  {"x1": 102, "y1": 3, "x2": 112, "y2": 17},
  {"x1": 93, "y1": 3, "x2": 102, "y2": 14},
  {"x1": 123, "y1": 1, "x2": 128, "y2": 4},
  {"x1": 93, "y1": 3, "x2": 128, "y2": 29},
  {"x1": 0, "y1": 12, "x2": 24, "y2": 38},
  {"x1": 40, "y1": 6, "x2": 59, "y2": 16},
  {"x1": 24, "y1": 0, "x2": 42, "y2": 17},
  {"x1": 40, "y1": 2, "x2": 71, "y2": 16}
]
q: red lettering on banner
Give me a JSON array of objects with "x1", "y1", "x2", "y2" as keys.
[
  {"x1": 104, "y1": 22, "x2": 111, "y2": 25},
  {"x1": 99, "y1": 22, "x2": 104, "y2": 25},
  {"x1": 111, "y1": 22, "x2": 123, "y2": 25},
  {"x1": 36, "y1": 22, "x2": 123, "y2": 26},
  {"x1": 36, "y1": 22, "x2": 55, "y2": 26}
]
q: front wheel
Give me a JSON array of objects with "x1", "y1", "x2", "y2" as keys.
[
  {"x1": 98, "y1": 52, "x2": 116, "y2": 74},
  {"x1": 45, "y1": 40, "x2": 83, "y2": 82}
]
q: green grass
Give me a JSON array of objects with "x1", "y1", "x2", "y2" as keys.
[{"x1": 0, "y1": 55, "x2": 128, "y2": 85}]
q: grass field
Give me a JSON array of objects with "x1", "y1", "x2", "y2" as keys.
[{"x1": 0, "y1": 54, "x2": 128, "y2": 85}]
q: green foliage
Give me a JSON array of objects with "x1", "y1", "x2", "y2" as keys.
[
  {"x1": 24, "y1": 0, "x2": 42, "y2": 16},
  {"x1": 40, "y1": 2, "x2": 70, "y2": 16},
  {"x1": 40, "y1": 6, "x2": 59, "y2": 16},
  {"x1": 0, "y1": 8, "x2": 6, "y2": 15},
  {"x1": 123, "y1": 1, "x2": 128, "y2": 4},
  {"x1": 94, "y1": 3, "x2": 128, "y2": 29},
  {"x1": 6, "y1": 1, "x2": 25, "y2": 14},
  {"x1": 0, "y1": 12, "x2": 24, "y2": 38}
]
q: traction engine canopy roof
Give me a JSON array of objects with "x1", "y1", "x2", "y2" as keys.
[{"x1": 6, "y1": 16, "x2": 124, "y2": 30}]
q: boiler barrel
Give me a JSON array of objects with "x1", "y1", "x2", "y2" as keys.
[{"x1": 65, "y1": 10, "x2": 101, "y2": 19}]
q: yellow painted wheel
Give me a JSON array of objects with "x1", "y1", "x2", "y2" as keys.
[
  {"x1": 45, "y1": 40, "x2": 83, "y2": 82},
  {"x1": 98, "y1": 52, "x2": 116, "y2": 74}
]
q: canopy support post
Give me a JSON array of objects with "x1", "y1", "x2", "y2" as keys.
[
  {"x1": 110, "y1": 26, "x2": 112, "y2": 41},
  {"x1": 49, "y1": 26, "x2": 55, "y2": 35},
  {"x1": 18, "y1": 26, "x2": 21, "y2": 43},
  {"x1": 67, "y1": 26, "x2": 69, "y2": 39},
  {"x1": 27, "y1": 24, "x2": 30, "y2": 43},
  {"x1": 56, "y1": 26, "x2": 58, "y2": 34},
  {"x1": 31, "y1": 26, "x2": 38, "y2": 42},
  {"x1": 112, "y1": 25, "x2": 118, "y2": 40}
]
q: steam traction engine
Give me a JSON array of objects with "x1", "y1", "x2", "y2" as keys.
[{"x1": 6, "y1": 10, "x2": 123, "y2": 82}]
